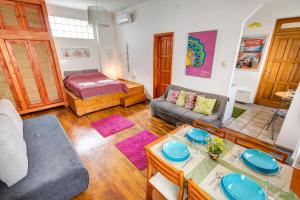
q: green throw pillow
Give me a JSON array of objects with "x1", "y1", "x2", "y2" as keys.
[
  {"x1": 193, "y1": 96, "x2": 217, "y2": 115},
  {"x1": 175, "y1": 90, "x2": 188, "y2": 106}
]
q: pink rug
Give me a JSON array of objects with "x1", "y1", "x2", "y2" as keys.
[
  {"x1": 91, "y1": 114, "x2": 134, "y2": 137},
  {"x1": 116, "y1": 130, "x2": 158, "y2": 170}
]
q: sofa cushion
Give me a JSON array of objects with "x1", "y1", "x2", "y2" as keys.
[
  {"x1": 184, "y1": 93, "x2": 197, "y2": 110},
  {"x1": 175, "y1": 90, "x2": 188, "y2": 106},
  {"x1": 0, "y1": 99, "x2": 23, "y2": 137},
  {"x1": 0, "y1": 115, "x2": 89, "y2": 200},
  {"x1": 193, "y1": 96, "x2": 217, "y2": 115},
  {"x1": 166, "y1": 89, "x2": 180, "y2": 104},
  {"x1": 0, "y1": 115, "x2": 28, "y2": 187}
]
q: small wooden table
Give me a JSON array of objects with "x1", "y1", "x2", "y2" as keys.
[{"x1": 146, "y1": 125, "x2": 300, "y2": 199}]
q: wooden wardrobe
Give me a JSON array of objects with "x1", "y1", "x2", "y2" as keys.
[{"x1": 0, "y1": 0, "x2": 67, "y2": 114}]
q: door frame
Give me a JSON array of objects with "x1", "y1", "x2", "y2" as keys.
[
  {"x1": 153, "y1": 32, "x2": 174, "y2": 98},
  {"x1": 254, "y1": 17, "x2": 300, "y2": 106}
]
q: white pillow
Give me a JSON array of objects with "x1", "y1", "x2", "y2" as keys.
[
  {"x1": 0, "y1": 115, "x2": 28, "y2": 187},
  {"x1": 0, "y1": 99, "x2": 23, "y2": 137}
]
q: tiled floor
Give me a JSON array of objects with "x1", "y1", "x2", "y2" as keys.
[{"x1": 224, "y1": 103, "x2": 286, "y2": 144}]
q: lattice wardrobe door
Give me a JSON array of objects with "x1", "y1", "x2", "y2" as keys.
[
  {"x1": 0, "y1": 49, "x2": 21, "y2": 109},
  {"x1": 19, "y1": 2, "x2": 46, "y2": 32},
  {"x1": 5, "y1": 40, "x2": 44, "y2": 107},
  {"x1": 30, "y1": 41, "x2": 62, "y2": 102},
  {"x1": 0, "y1": 1, "x2": 23, "y2": 30}
]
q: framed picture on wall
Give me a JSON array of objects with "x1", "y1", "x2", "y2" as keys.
[
  {"x1": 236, "y1": 36, "x2": 267, "y2": 71},
  {"x1": 185, "y1": 30, "x2": 218, "y2": 78}
]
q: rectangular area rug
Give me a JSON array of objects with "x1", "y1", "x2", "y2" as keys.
[
  {"x1": 91, "y1": 114, "x2": 134, "y2": 137},
  {"x1": 116, "y1": 130, "x2": 158, "y2": 170}
]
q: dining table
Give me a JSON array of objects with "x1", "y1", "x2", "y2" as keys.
[{"x1": 147, "y1": 124, "x2": 300, "y2": 200}]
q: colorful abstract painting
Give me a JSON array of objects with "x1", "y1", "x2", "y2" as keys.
[{"x1": 185, "y1": 30, "x2": 217, "y2": 78}]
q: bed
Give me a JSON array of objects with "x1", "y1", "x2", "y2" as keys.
[{"x1": 63, "y1": 70, "x2": 146, "y2": 116}]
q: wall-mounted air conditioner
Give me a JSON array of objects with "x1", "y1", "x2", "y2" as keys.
[{"x1": 116, "y1": 12, "x2": 132, "y2": 25}]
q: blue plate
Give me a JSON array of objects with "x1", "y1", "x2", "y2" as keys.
[
  {"x1": 162, "y1": 141, "x2": 190, "y2": 162},
  {"x1": 187, "y1": 128, "x2": 210, "y2": 144},
  {"x1": 242, "y1": 149, "x2": 279, "y2": 172},
  {"x1": 221, "y1": 173, "x2": 266, "y2": 200},
  {"x1": 240, "y1": 155, "x2": 279, "y2": 175}
]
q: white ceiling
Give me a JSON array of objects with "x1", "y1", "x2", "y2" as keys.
[{"x1": 46, "y1": 0, "x2": 147, "y2": 12}]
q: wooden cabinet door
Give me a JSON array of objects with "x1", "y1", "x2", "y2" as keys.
[
  {"x1": 0, "y1": 48, "x2": 21, "y2": 109},
  {"x1": 0, "y1": 1, "x2": 24, "y2": 30},
  {"x1": 19, "y1": 2, "x2": 46, "y2": 32},
  {"x1": 29, "y1": 41, "x2": 62, "y2": 103},
  {"x1": 5, "y1": 40, "x2": 45, "y2": 108}
]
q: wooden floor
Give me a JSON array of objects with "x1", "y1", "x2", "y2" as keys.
[
  {"x1": 22, "y1": 102, "x2": 174, "y2": 200},
  {"x1": 22, "y1": 102, "x2": 299, "y2": 199}
]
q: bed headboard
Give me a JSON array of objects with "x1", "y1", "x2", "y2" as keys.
[{"x1": 64, "y1": 69, "x2": 99, "y2": 78}]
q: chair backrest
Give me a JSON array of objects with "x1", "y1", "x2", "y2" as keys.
[
  {"x1": 146, "y1": 149, "x2": 185, "y2": 199},
  {"x1": 192, "y1": 120, "x2": 229, "y2": 139},
  {"x1": 234, "y1": 136, "x2": 288, "y2": 163},
  {"x1": 192, "y1": 120, "x2": 288, "y2": 163},
  {"x1": 188, "y1": 179, "x2": 212, "y2": 200}
]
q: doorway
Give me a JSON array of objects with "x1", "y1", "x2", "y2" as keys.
[
  {"x1": 153, "y1": 32, "x2": 173, "y2": 98},
  {"x1": 225, "y1": 17, "x2": 300, "y2": 145},
  {"x1": 255, "y1": 17, "x2": 300, "y2": 108}
]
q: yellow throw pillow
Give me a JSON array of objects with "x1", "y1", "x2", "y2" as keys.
[
  {"x1": 175, "y1": 90, "x2": 188, "y2": 107},
  {"x1": 193, "y1": 96, "x2": 217, "y2": 115}
]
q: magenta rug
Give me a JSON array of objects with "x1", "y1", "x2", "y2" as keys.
[
  {"x1": 116, "y1": 130, "x2": 158, "y2": 170},
  {"x1": 91, "y1": 114, "x2": 134, "y2": 137}
]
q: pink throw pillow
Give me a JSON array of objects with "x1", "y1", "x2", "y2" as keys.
[
  {"x1": 166, "y1": 89, "x2": 180, "y2": 104},
  {"x1": 184, "y1": 93, "x2": 197, "y2": 110}
]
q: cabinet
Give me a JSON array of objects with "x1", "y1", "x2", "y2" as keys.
[{"x1": 0, "y1": 0, "x2": 66, "y2": 114}]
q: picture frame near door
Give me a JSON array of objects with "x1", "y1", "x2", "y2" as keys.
[
  {"x1": 235, "y1": 35, "x2": 268, "y2": 71},
  {"x1": 255, "y1": 17, "x2": 300, "y2": 108},
  {"x1": 153, "y1": 32, "x2": 174, "y2": 98}
]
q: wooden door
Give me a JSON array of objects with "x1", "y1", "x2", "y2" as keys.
[
  {"x1": 256, "y1": 17, "x2": 300, "y2": 108},
  {"x1": 153, "y1": 32, "x2": 173, "y2": 98}
]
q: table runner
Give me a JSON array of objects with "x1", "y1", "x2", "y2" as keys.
[{"x1": 150, "y1": 125, "x2": 298, "y2": 200}]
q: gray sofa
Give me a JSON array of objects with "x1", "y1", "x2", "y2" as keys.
[
  {"x1": 0, "y1": 115, "x2": 89, "y2": 200},
  {"x1": 151, "y1": 85, "x2": 229, "y2": 127}
]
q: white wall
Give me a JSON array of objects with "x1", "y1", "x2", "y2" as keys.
[
  {"x1": 233, "y1": 0, "x2": 300, "y2": 103},
  {"x1": 276, "y1": 84, "x2": 300, "y2": 150},
  {"x1": 115, "y1": 0, "x2": 264, "y2": 98},
  {"x1": 46, "y1": 4, "x2": 101, "y2": 77}
]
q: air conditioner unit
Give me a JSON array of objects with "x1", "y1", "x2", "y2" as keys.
[
  {"x1": 116, "y1": 12, "x2": 132, "y2": 25},
  {"x1": 88, "y1": 6, "x2": 109, "y2": 27}
]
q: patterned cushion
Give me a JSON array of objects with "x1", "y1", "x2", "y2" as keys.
[
  {"x1": 184, "y1": 92, "x2": 197, "y2": 110},
  {"x1": 166, "y1": 89, "x2": 180, "y2": 104},
  {"x1": 176, "y1": 90, "x2": 188, "y2": 106},
  {"x1": 193, "y1": 96, "x2": 217, "y2": 115}
]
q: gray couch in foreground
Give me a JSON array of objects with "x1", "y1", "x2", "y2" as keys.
[
  {"x1": 151, "y1": 85, "x2": 229, "y2": 127},
  {"x1": 0, "y1": 115, "x2": 89, "y2": 200}
]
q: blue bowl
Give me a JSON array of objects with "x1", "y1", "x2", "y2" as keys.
[
  {"x1": 162, "y1": 141, "x2": 190, "y2": 162},
  {"x1": 221, "y1": 173, "x2": 266, "y2": 200},
  {"x1": 242, "y1": 149, "x2": 279, "y2": 171},
  {"x1": 187, "y1": 128, "x2": 210, "y2": 144}
]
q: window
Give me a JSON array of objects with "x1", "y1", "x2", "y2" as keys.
[{"x1": 49, "y1": 16, "x2": 94, "y2": 39}]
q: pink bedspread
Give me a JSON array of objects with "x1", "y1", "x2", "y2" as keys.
[{"x1": 64, "y1": 72, "x2": 128, "y2": 99}]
